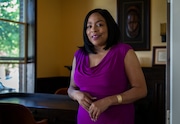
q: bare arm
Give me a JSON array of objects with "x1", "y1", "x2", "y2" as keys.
[
  {"x1": 105, "y1": 49, "x2": 147, "y2": 105},
  {"x1": 67, "y1": 57, "x2": 79, "y2": 100},
  {"x1": 119, "y1": 49, "x2": 147, "y2": 103},
  {"x1": 68, "y1": 57, "x2": 96, "y2": 111}
]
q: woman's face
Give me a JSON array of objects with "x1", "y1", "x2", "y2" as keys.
[{"x1": 86, "y1": 12, "x2": 108, "y2": 48}]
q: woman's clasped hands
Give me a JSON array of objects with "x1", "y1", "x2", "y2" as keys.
[{"x1": 75, "y1": 91, "x2": 109, "y2": 122}]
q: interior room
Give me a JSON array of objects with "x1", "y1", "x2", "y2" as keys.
[
  {"x1": 35, "y1": 0, "x2": 167, "y2": 124},
  {"x1": 1, "y1": 0, "x2": 172, "y2": 124}
]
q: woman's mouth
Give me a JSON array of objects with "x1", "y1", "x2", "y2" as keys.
[{"x1": 92, "y1": 35, "x2": 100, "y2": 40}]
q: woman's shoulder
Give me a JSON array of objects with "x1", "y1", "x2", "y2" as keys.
[
  {"x1": 74, "y1": 48, "x2": 87, "y2": 57},
  {"x1": 114, "y1": 43, "x2": 133, "y2": 52},
  {"x1": 116, "y1": 42, "x2": 132, "y2": 49},
  {"x1": 111, "y1": 43, "x2": 133, "y2": 57}
]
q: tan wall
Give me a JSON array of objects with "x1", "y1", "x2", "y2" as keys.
[{"x1": 37, "y1": 0, "x2": 167, "y2": 77}]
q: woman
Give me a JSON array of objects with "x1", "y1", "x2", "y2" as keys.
[{"x1": 68, "y1": 8, "x2": 147, "y2": 124}]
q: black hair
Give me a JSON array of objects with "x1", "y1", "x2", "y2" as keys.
[{"x1": 81, "y1": 8, "x2": 121, "y2": 54}]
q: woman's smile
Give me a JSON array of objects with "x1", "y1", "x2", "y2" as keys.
[{"x1": 92, "y1": 34, "x2": 101, "y2": 40}]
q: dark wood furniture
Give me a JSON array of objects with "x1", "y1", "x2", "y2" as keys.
[
  {"x1": 35, "y1": 77, "x2": 70, "y2": 94},
  {"x1": 135, "y1": 66, "x2": 166, "y2": 124},
  {"x1": 0, "y1": 93, "x2": 78, "y2": 124}
]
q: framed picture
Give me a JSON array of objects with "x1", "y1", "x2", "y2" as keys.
[
  {"x1": 117, "y1": 0, "x2": 150, "y2": 51},
  {"x1": 152, "y1": 46, "x2": 167, "y2": 66}
]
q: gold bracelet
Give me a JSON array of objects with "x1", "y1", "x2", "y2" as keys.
[{"x1": 117, "y1": 95, "x2": 122, "y2": 104}]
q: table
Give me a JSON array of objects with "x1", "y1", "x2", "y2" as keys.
[{"x1": 0, "y1": 93, "x2": 78, "y2": 124}]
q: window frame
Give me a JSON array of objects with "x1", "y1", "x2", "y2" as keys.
[{"x1": 0, "y1": 0, "x2": 36, "y2": 93}]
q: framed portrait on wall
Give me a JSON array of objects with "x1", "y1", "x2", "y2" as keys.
[{"x1": 117, "y1": 0, "x2": 150, "y2": 51}]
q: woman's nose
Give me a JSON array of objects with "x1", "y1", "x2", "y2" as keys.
[{"x1": 91, "y1": 26, "x2": 97, "y2": 32}]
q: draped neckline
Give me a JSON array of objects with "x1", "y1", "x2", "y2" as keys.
[{"x1": 86, "y1": 46, "x2": 114, "y2": 69}]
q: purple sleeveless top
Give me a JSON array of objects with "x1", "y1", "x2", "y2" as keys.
[{"x1": 74, "y1": 43, "x2": 134, "y2": 124}]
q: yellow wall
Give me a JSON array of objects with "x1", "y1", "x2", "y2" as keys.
[{"x1": 37, "y1": 0, "x2": 167, "y2": 77}]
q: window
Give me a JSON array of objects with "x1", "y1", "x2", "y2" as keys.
[{"x1": 0, "y1": 0, "x2": 36, "y2": 93}]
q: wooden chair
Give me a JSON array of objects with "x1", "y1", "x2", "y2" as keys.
[
  {"x1": 0, "y1": 103, "x2": 48, "y2": 124},
  {"x1": 54, "y1": 87, "x2": 68, "y2": 95}
]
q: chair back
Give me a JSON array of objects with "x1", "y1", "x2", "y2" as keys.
[
  {"x1": 0, "y1": 103, "x2": 48, "y2": 124},
  {"x1": 54, "y1": 87, "x2": 68, "y2": 95}
]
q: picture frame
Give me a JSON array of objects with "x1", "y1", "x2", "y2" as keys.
[
  {"x1": 117, "y1": 0, "x2": 150, "y2": 51},
  {"x1": 152, "y1": 46, "x2": 167, "y2": 66}
]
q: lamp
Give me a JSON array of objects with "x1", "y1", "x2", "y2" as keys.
[{"x1": 160, "y1": 23, "x2": 166, "y2": 42}]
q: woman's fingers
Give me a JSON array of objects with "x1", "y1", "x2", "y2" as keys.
[
  {"x1": 89, "y1": 104, "x2": 100, "y2": 121},
  {"x1": 82, "y1": 96, "x2": 93, "y2": 111}
]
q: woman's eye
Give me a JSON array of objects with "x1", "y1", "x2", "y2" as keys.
[
  {"x1": 87, "y1": 25, "x2": 92, "y2": 29},
  {"x1": 97, "y1": 23, "x2": 103, "y2": 27}
]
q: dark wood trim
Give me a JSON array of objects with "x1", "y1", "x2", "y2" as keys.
[
  {"x1": 35, "y1": 76, "x2": 70, "y2": 94},
  {"x1": 135, "y1": 66, "x2": 165, "y2": 124}
]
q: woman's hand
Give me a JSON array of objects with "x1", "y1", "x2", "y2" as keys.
[
  {"x1": 88, "y1": 97, "x2": 110, "y2": 121},
  {"x1": 75, "y1": 91, "x2": 97, "y2": 111}
]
